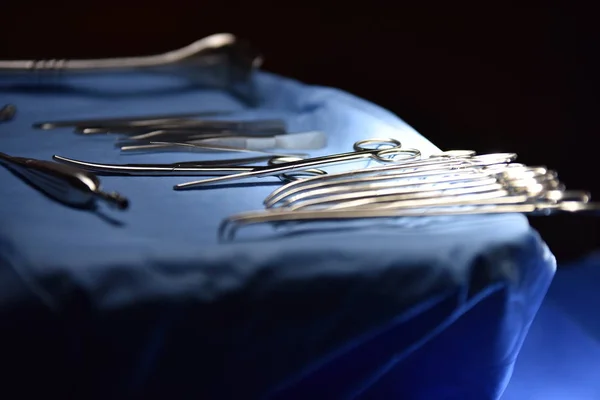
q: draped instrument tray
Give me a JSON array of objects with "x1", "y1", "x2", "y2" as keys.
[{"x1": 0, "y1": 71, "x2": 555, "y2": 399}]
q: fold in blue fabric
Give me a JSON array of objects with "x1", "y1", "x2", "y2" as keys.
[{"x1": 0, "y1": 71, "x2": 555, "y2": 399}]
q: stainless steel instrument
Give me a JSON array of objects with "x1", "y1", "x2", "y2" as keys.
[
  {"x1": 0, "y1": 152, "x2": 129, "y2": 210},
  {"x1": 217, "y1": 148, "x2": 600, "y2": 239},
  {"x1": 51, "y1": 154, "x2": 327, "y2": 181},
  {"x1": 0, "y1": 33, "x2": 263, "y2": 106},
  {"x1": 173, "y1": 138, "x2": 422, "y2": 189}
]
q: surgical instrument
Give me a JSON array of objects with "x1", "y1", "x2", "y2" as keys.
[
  {"x1": 74, "y1": 118, "x2": 288, "y2": 136},
  {"x1": 52, "y1": 154, "x2": 327, "y2": 181},
  {"x1": 1, "y1": 33, "x2": 263, "y2": 106},
  {"x1": 116, "y1": 130, "x2": 280, "y2": 144},
  {"x1": 0, "y1": 152, "x2": 128, "y2": 210},
  {"x1": 271, "y1": 166, "x2": 557, "y2": 211},
  {"x1": 219, "y1": 190, "x2": 598, "y2": 240},
  {"x1": 126, "y1": 130, "x2": 254, "y2": 141},
  {"x1": 173, "y1": 138, "x2": 422, "y2": 190},
  {"x1": 33, "y1": 110, "x2": 232, "y2": 130},
  {"x1": 216, "y1": 146, "x2": 600, "y2": 239},
  {"x1": 305, "y1": 170, "x2": 561, "y2": 211},
  {"x1": 0, "y1": 104, "x2": 16, "y2": 122},
  {"x1": 299, "y1": 186, "x2": 589, "y2": 213},
  {"x1": 118, "y1": 131, "x2": 327, "y2": 153},
  {"x1": 179, "y1": 130, "x2": 326, "y2": 150},
  {"x1": 264, "y1": 152, "x2": 519, "y2": 207},
  {"x1": 118, "y1": 141, "x2": 309, "y2": 157}
]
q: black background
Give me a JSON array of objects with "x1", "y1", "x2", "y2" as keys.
[{"x1": 2, "y1": 2, "x2": 598, "y2": 262}]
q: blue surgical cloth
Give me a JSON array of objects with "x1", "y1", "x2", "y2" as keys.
[{"x1": 0, "y1": 70, "x2": 555, "y2": 399}]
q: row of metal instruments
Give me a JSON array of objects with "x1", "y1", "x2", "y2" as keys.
[{"x1": 1, "y1": 34, "x2": 597, "y2": 239}]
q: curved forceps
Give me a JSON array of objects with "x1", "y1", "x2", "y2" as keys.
[
  {"x1": 52, "y1": 154, "x2": 326, "y2": 183},
  {"x1": 173, "y1": 138, "x2": 422, "y2": 190}
]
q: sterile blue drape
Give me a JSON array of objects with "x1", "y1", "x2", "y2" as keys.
[{"x1": 0, "y1": 71, "x2": 555, "y2": 399}]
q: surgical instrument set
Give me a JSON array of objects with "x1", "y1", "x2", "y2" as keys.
[
  {"x1": 217, "y1": 149, "x2": 600, "y2": 239},
  {"x1": 263, "y1": 152, "x2": 517, "y2": 207},
  {"x1": 0, "y1": 152, "x2": 129, "y2": 210},
  {"x1": 0, "y1": 33, "x2": 262, "y2": 106},
  {"x1": 266, "y1": 167, "x2": 550, "y2": 211},
  {"x1": 3, "y1": 30, "x2": 596, "y2": 241}
]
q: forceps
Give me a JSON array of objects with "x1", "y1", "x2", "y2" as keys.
[{"x1": 172, "y1": 138, "x2": 422, "y2": 190}]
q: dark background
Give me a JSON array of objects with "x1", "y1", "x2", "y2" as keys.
[{"x1": 2, "y1": 2, "x2": 598, "y2": 262}]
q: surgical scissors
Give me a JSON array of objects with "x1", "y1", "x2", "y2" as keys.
[
  {"x1": 173, "y1": 138, "x2": 422, "y2": 190},
  {"x1": 52, "y1": 154, "x2": 327, "y2": 182}
]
